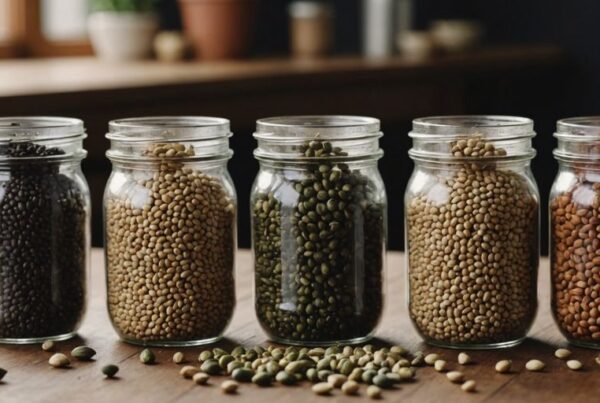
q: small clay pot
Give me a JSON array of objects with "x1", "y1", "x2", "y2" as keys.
[{"x1": 179, "y1": 0, "x2": 258, "y2": 60}]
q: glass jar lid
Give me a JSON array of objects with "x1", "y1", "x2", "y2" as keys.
[
  {"x1": 409, "y1": 115, "x2": 536, "y2": 162},
  {"x1": 0, "y1": 117, "x2": 87, "y2": 162},
  {"x1": 106, "y1": 116, "x2": 232, "y2": 162},
  {"x1": 254, "y1": 115, "x2": 383, "y2": 161},
  {"x1": 554, "y1": 117, "x2": 600, "y2": 161}
]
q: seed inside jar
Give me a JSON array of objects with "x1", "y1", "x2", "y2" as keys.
[
  {"x1": 253, "y1": 139, "x2": 385, "y2": 342},
  {"x1": 551, "y1": 181, "x2": 600, "y2": 343},
  {"x1": 407, "y1": 137, "x2": 538, "y2": 345},
  {"x1": 106, "y1": 143, "x2": 236, "y2": 343}
]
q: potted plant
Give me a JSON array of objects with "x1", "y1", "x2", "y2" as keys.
[
  {"x1": 179, "y1": 0, "x2": 259, "y2": 60},
  {"x1": 88, "y1": 0, "x2": 159, "y2": 61}
]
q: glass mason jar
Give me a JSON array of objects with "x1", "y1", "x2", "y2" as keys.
[
  {"x1": 550, "y1": 117, "x2": 600, "y2": 348},
  {"x1": 251, "y1": 116, "x2": 387, "y2": 346},
  {"x1": 0, "y1": 117, "x2": 90, "y2": 344},
  {"x1": 406, "y1": 116, "x2": 539, "y2": 349},
  {"x1": 104, "y1": 117, "x2": 236, "y2": 346}
]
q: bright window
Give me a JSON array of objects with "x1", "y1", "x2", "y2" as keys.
[{"x1": 41, "y1": 0, "x2": 89, "y2": 42}]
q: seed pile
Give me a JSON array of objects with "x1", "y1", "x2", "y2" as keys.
[
  {"x1": 0, "y1": 142, "x2": 87, "y2": 340},
  {"x1": 106, "y1": 142, "x2": 236, "y2": 343},
  {"x1": 551, "y1": 181, "x2": 600, "y2": 344},
  {"x1": 182, "y1": 344, "x2": 416, "y2": 398},
  {"x1": 407, "y1": 137, "x2": 538, "y2": 345},
  {"x1": 253, "y1": 139, "x2": 385, "y2": 343}
]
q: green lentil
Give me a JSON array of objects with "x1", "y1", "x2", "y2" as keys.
[
  {"x1": 71, "y1": 346, "x2": 96, "y2": 361},
  {"x1": 232, "y1": 367, "x2": 254, "y2": 383},
  {"x1": 101, "y1": 364, "x2": 119, "y2": 378},
  {"x1": 200, "y1": 359, "x2": 221, "y2": 375},
  {"x1": 372, "y1": 374, "x2": 394, "y2": 389},
  {"x1": 252, "y1": 372, "x2": 273, "y2": 387},
  {"x1": 306, "y1": 368, "x2": 319, "y2": 382},
  {"x1": 253, "y1": 139, "x2": 385, "y2": 343},
  {"x1": 276, "y1": 370, "x2": 296, "y2": 385},
  {"x1": 139, "y1": 349, "x2": 155, "y2": 365}
]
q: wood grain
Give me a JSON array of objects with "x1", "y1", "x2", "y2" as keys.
[{"x1": 0, "y1": 249, "x2": 597, "y2": 403}]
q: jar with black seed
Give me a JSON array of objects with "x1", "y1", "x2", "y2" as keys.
[
  {"x1": 0, "y1": 117, "x2": 90, "y2": 344},
  {"x1": 252, "y1": 116, "x2": 387, "y2": 345},
  {"x1": 104, "y1": 117, "x2": 237, "y2": 346},
  {"x1": 406, "y1": 116, "x2": 539, "y2": 349}
]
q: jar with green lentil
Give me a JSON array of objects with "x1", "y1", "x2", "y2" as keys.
[
  {"x1": 406, "y1": 116, "x2": 539, "y2": 349},
  {"x1": 0, "y1": 117, "x2": 90, "y2": 343},
  {"x1": 550, "y1": 117, "x2": 600, "y2": 348},
  {"x1": 252, "y1": 116, "x2": 387, "y2": 345},
  {"x1": 104, "y1": 117, "x2": 236, "y2": 346}
]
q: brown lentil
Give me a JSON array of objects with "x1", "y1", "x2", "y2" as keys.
[
  {"x1": 407, "y1": 138, "x2": 538, "y2": 346},
  {"x1": 106, "y1": 143, "x2": 235, "y2": 344}
]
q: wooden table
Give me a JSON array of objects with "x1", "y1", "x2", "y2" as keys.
[{"x1": 1, "y1": 249, "x2": 595, "y2": 403}]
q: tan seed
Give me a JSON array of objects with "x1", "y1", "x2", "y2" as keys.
[
  {"x1": 554, "y1": 348, "x2": 571, "y2": 359},
  {"x1": 461, "y1": 380, "x2": 476, "y2": 392},
  {"x1": 424, "y1": 353, "x2": 439, "y2": 365},
  {"x1": 312, "y1": 382, "x2": 333, "y2": 395},
  {"x1": 41, "y1": 340, "x2": 55, "y2": 351},
  {"x1": 180, "y1": 365, "x2": 199, "y2": 379},
  {"x1": 566, "y1": 360, "x2": 582, "y2": 371},
  {"x1": 458, "y1": 352, "x2": 471, "y2": 365},
  {"x1": 173, "y1": 352, "x2": 185, "y2": 364},
  {"x1": 446, "y1": 371, "x2": 464, "y2": 383},
  {"x1": 525, "y1": 359, "x2": 545, "y2": 372},
  {"x1": 341, "y1": 380, "x2": 360, "y2": 395},
  {"x1": 434, "y1": 360, "x2": 447, "y2": 372},
  {"x1": 193, "y1": 372, "x2": 210, "y2": 385},
  {"x1": 327, "y1": 373, "x2": 347, "y2": 388},
  {"x1": 48, "y1": 353, "x2": 70, "y2": 368},
  {"x1": 221, "y1": 380, "x2": 239, "y2": 394},
  {"x1": 495, "y1": 360, "x2": 512, "y2": 373},
  {"x1": 367, "y1": 385, "x2": 382, "y2": 399}
]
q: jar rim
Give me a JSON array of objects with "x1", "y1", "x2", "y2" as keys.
[
  {"x1": 0, "y1": 117, "x2": 85, "y2": 141},
  {"x1": 410, "y1": 115, "x2": 534, "y2": 139},
  {"x1": 255, "y1": 115, "x2": 380, "y2": 141},
  {"x1": 555, "y1": 116, "x2": 600, "y2": 139},
  {"x1": 107, "y1": 116, "x2": 231, "y2": 142}
]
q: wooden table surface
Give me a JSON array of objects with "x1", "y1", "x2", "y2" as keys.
[{"x1": 0, "y1": 249, "x2": 597, "y2": 403}]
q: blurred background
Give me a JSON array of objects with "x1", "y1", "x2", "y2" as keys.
[{"x1": 1, "y1": 0, "x2": 594, "y2": 254}]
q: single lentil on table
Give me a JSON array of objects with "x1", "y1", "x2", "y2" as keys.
[
  {"x1": 106, "y1": 143, "x2": 235, "y2": 342},
  {"x1": 0, "y1": 142, "x2": 87, "y2": 339},
  {"x1": 551, "y1": 179, "x2": 600, "y2": 342},
  {"x1": 253, "y1": 139, "x2": 385, "y2": 342},
  {"x1": 407, "y1": 138, "x2": 539, "y2": 345}
]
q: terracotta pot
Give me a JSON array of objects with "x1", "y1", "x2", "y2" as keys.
[{"x1": 179, "y1": 0, "x2": 258, "y2": 60}]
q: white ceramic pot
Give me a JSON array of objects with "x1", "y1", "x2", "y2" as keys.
[{"x1": 88, "y1": 12, "x2": 159, "y2": 61}]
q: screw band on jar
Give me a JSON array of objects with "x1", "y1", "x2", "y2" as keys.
[
  {"x1": 406, "y1": 116, "x2": 539, "y2": 348},
  {"x1": 105, "y1": 117, "x2": 236, "y2": 346},
  {"x1": 550, "y1": 117, "x2": 600, "y2": 346},
  {"x1": 252, "y1": 116, "x2": 386, "y2": 345},
  {"x1": 0, "y1": 117, "x2": 88, "y2": 342}
]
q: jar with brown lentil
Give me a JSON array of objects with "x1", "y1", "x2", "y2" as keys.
[
  {"x1": 406, "y1": 116, "x2": 539, "y2": 349},
  {"x1": 0, "y1": 117, "x2": 90, "y2": 344},
  {"x1": 550, "y1": 117, "x2": 600, "y2": 348},
  {"x1": 252, "y1": 116, "x2": 387, "y2": 345},
  {"x1": 104, "y1": 117, "x2": 236, "y2": 346}
]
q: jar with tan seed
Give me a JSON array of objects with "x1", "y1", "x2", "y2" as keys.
[
  {"x1": 104, "y1": 117, "x2": 236, "y2": 346},
  {"x1": 405, "y1": 116, "x2": 539, "y2": 349},
  {"x1": 551, "y1": 117, "x2": 600, "y2": 348}
]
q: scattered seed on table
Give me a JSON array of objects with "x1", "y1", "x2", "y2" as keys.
[
  {"x1": 341, "y1": 380, "x2": 360, "y2": 395},
  {"x1": 193, "y1": 372, "x2": 210, "y2": 385},
  {"x1": 41, "y1": 340, "x2": 55, "y2": 352},
  {"x1": 458, "y1": 352, "x2": 471, "y2": 365},
  {"x1": 276, "y1": 371, "x2": 296, "y2": 385},
  {"x1": 328, "y1": 374, "x2": 347, "y2": 388},
  {"x1": 372, "y1": 374, "x2": 394, "y2": 389},
  {"x1": 101, "y1": 364, "x2": 119, "y2": 378},
  {"x1": 434, "y1": 360, "x2": 447, "y2": 372},
  {"x1": 566, "y1": 360, "x2": 582, "y2": 371},
  {"x1": 461, "y1": 380, "x2": 476, "y2": 393},
  {"x1": 411, "y1": 352, "x2": 425, "y2": 366},
  {"x1": 252, "y1": 372, "x2": 273, "y2": 387},
  {"x1": 71, "y1": 346, "x2": 96, "y2": 361},
  {"x1": 221, "y1": 380, "x2": 239, "y2": 394},
  {"x1": 446, "y1": 371, "x2": 464, "y2": 383},
  {"x1": 495, "y1": 360, "x2": 512, "y2": 373},
  {"x1": 180, "y1": 366, "x2": 199, "y2": 379},
  {"x1": 49, "y1": 353, "x2": 70, "y2": 368},
  {"x1": 173, "y1": 352, "x2": 185, "y2": 364},
  {"x1": 424, "y1": 353, "x2": 439, "y2": 365},
  {"x1": 554, "y1": 349, "x2": 571, "y2": 360},
  {"x1": 312, "y1": 382, "x2": 333, "y2": 396},
  {"x1": 367, "y1": 385, "x2": 382, "y2": 399},
  {"x1": 200, "y1": 360, "x2": 221, "y2": 375},
  {"x1": 139, "y1": 349, "x2": 155, "y2": 365},
  {"x1": 397, "y1": 367, "x2": 415, "y2": 380},
  {"x1": 525, "y1": 360, "x2": 545, "y2": 372},
  {"x1": 0, "y1": 368, "x2": 6, "y2": 380}
]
